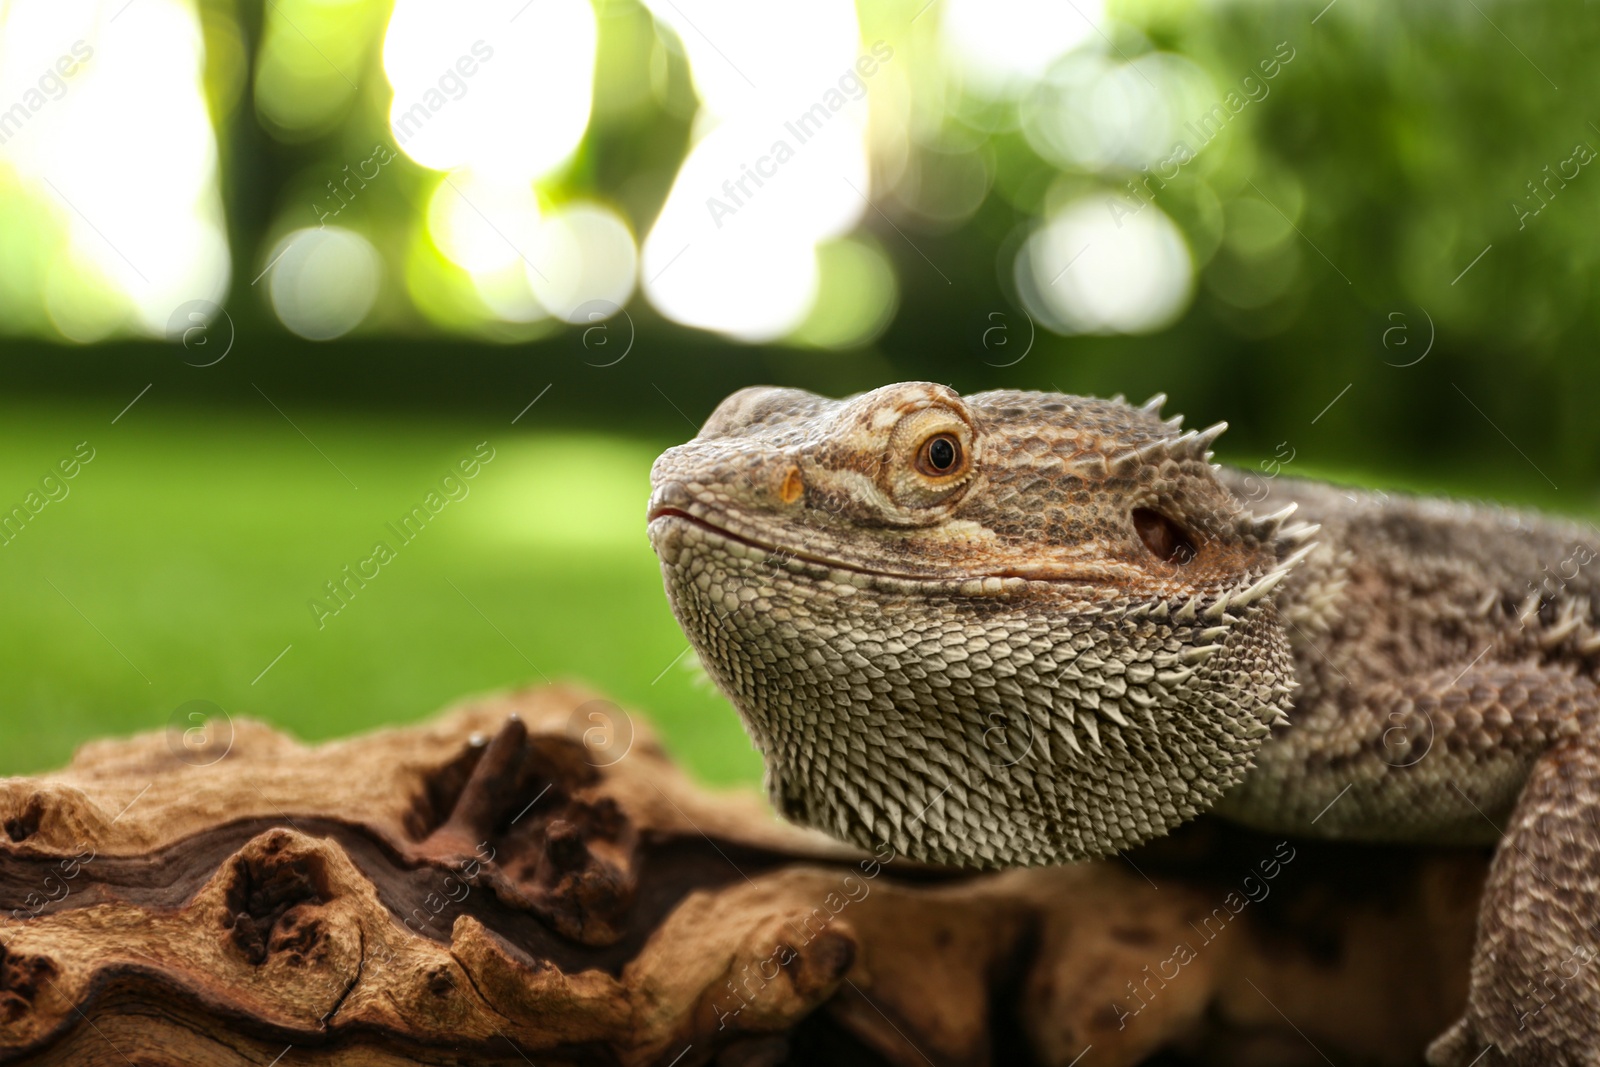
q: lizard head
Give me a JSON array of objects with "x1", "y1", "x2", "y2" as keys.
[{"x1": 647, "y1": 382, "x2": 1313, "y2": 868}]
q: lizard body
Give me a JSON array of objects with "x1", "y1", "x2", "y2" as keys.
[{"x1": 647, "y1": 382, "x2": 1600, "y2": 1065}]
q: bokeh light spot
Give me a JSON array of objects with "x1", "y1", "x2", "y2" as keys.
[
  {"x1": 1017, "y1": 195, "x2": 1193, "y2": 335},
  {"x1": 940, "y1": 0, "x2": 1102, "y2": 98},
  {"x1": 267, "y1": 227, "x2": 382, "y2": 340},
  {"x1": 427, "y1": 171, "x2": 542, "y2": 275},
  {"x1": 383, "y1": 0, "x2": 596, "y2": 180},
  {"x1": 0, "y1": 0, "x2": 230, "y2": 340},
  {"x1": 525, "y1": 203, "x2": 638, "y2": 324},
  {"x1": 1022, "y1": 52, "x2": 1216, "y2": 172}
]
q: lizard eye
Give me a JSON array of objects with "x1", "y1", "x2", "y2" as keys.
[
  {"x1": 1133, "y1": 507, "x2": 1196, "y2": 566},
  {"x1": 916, "y1": 433, "x2": 963, "y2": 476},
  {"x1": 883, "y1": 403, "x2": 976, "y2": 509}
]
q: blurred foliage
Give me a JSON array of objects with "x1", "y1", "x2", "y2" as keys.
[{"x1": 2, "y1": 0, "x2": 1590, "y2": 484}]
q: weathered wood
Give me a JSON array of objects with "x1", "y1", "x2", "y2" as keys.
[{"x1": 0, "y1": 685, "x2": 1483, "y2": 1066}]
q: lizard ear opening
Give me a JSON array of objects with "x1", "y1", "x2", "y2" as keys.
[{"x1": 1133, "y1": 507, "x2": 1196, "y2": 566}]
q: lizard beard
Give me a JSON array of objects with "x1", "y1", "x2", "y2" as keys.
[{"x1": 652, "y1": 516, "x2": 1297, "y2": 869}]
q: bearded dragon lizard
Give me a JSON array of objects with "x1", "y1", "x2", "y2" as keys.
[{"x1": 646, "y1": 381, "x2": 1600, "y2": 1066}]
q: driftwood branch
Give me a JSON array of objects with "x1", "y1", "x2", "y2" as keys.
[{"x1": 0, "y1": 685, "x2": 1483, "y2": 1066}]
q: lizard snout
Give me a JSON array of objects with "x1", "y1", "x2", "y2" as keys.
[{"x1": 649, "y1": 440, "x2": 806, "y2": 517}]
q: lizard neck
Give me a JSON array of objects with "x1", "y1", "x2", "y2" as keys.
[{"x1": 1214, "y1": 468, "x2": 1600, "y2": 840}]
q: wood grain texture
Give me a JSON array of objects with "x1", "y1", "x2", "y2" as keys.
[{"x1": 0, "y1": 686, "x2": 1483, "y2": 1066}]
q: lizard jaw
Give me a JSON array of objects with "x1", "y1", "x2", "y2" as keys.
[
  {"x1": 649, "y1": 504, "x2": 1299, "y2": 867},
  {"x1": 647, "y1": 506, "x2": 931, "y2": 583},
  {"x1": 651, "y1": 498, "x2": 1141, "y2": 594},
  {"x1": 650, "y1": 505, "x2": 1094, "y2": 597}
]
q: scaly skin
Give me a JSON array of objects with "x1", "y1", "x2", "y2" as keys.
[{"x1": 647, "y1": 382, "x2": 1600, "y2": 1066}]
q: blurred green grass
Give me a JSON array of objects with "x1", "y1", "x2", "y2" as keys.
[
  {"x1": 0, "y1": 397, "x2": 763, "y2": 786},
  {"x1": 1, "y1": 393, "x2": 1592, "y2": 786}
]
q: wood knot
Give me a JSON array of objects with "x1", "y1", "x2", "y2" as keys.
[
  {"x1": 222, "y1": 834, "x2": 332, "y2": 966},
  {"x1": 782, "y1": 929, "x2": 856, "y2": 997},
  {"x1": 3, "y1": 795, "x2": 44, "y2": 844},
  {"x1": 544, "y1": 819, "x2": 590, "y2": 873},
  {"x1": 507, "y1": 795, "x2": 636, "y2": 944},
  {"x1": 425, "y1": 964, "x2": 455, "y2": 998},
  {"x1": 0, "y1": 942, "x2": 56, "y2": 1024}
]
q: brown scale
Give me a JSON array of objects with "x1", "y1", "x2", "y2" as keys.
[{"x1": 651, "y1": 381, "x2": 1600, "y2": 1067}]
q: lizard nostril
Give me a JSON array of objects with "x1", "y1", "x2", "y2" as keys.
[{"x1": 778, "y1": 465, "x2": 805, "y2": 505}]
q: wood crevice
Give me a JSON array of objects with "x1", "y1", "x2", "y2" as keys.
[{"x1": 0, "y1": 684, "x2": 1485, "y2": 1066}]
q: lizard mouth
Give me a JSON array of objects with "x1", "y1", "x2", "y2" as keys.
[
  {"x1": 649, "y1": 501, "x2": 1111, "y2": 593},
  {"x1": 647, "y1": 505, "x2": 941, "y2": 583},
  {"x1": 649, "y1": 500, "x2": 1310, "y2": 607}
]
